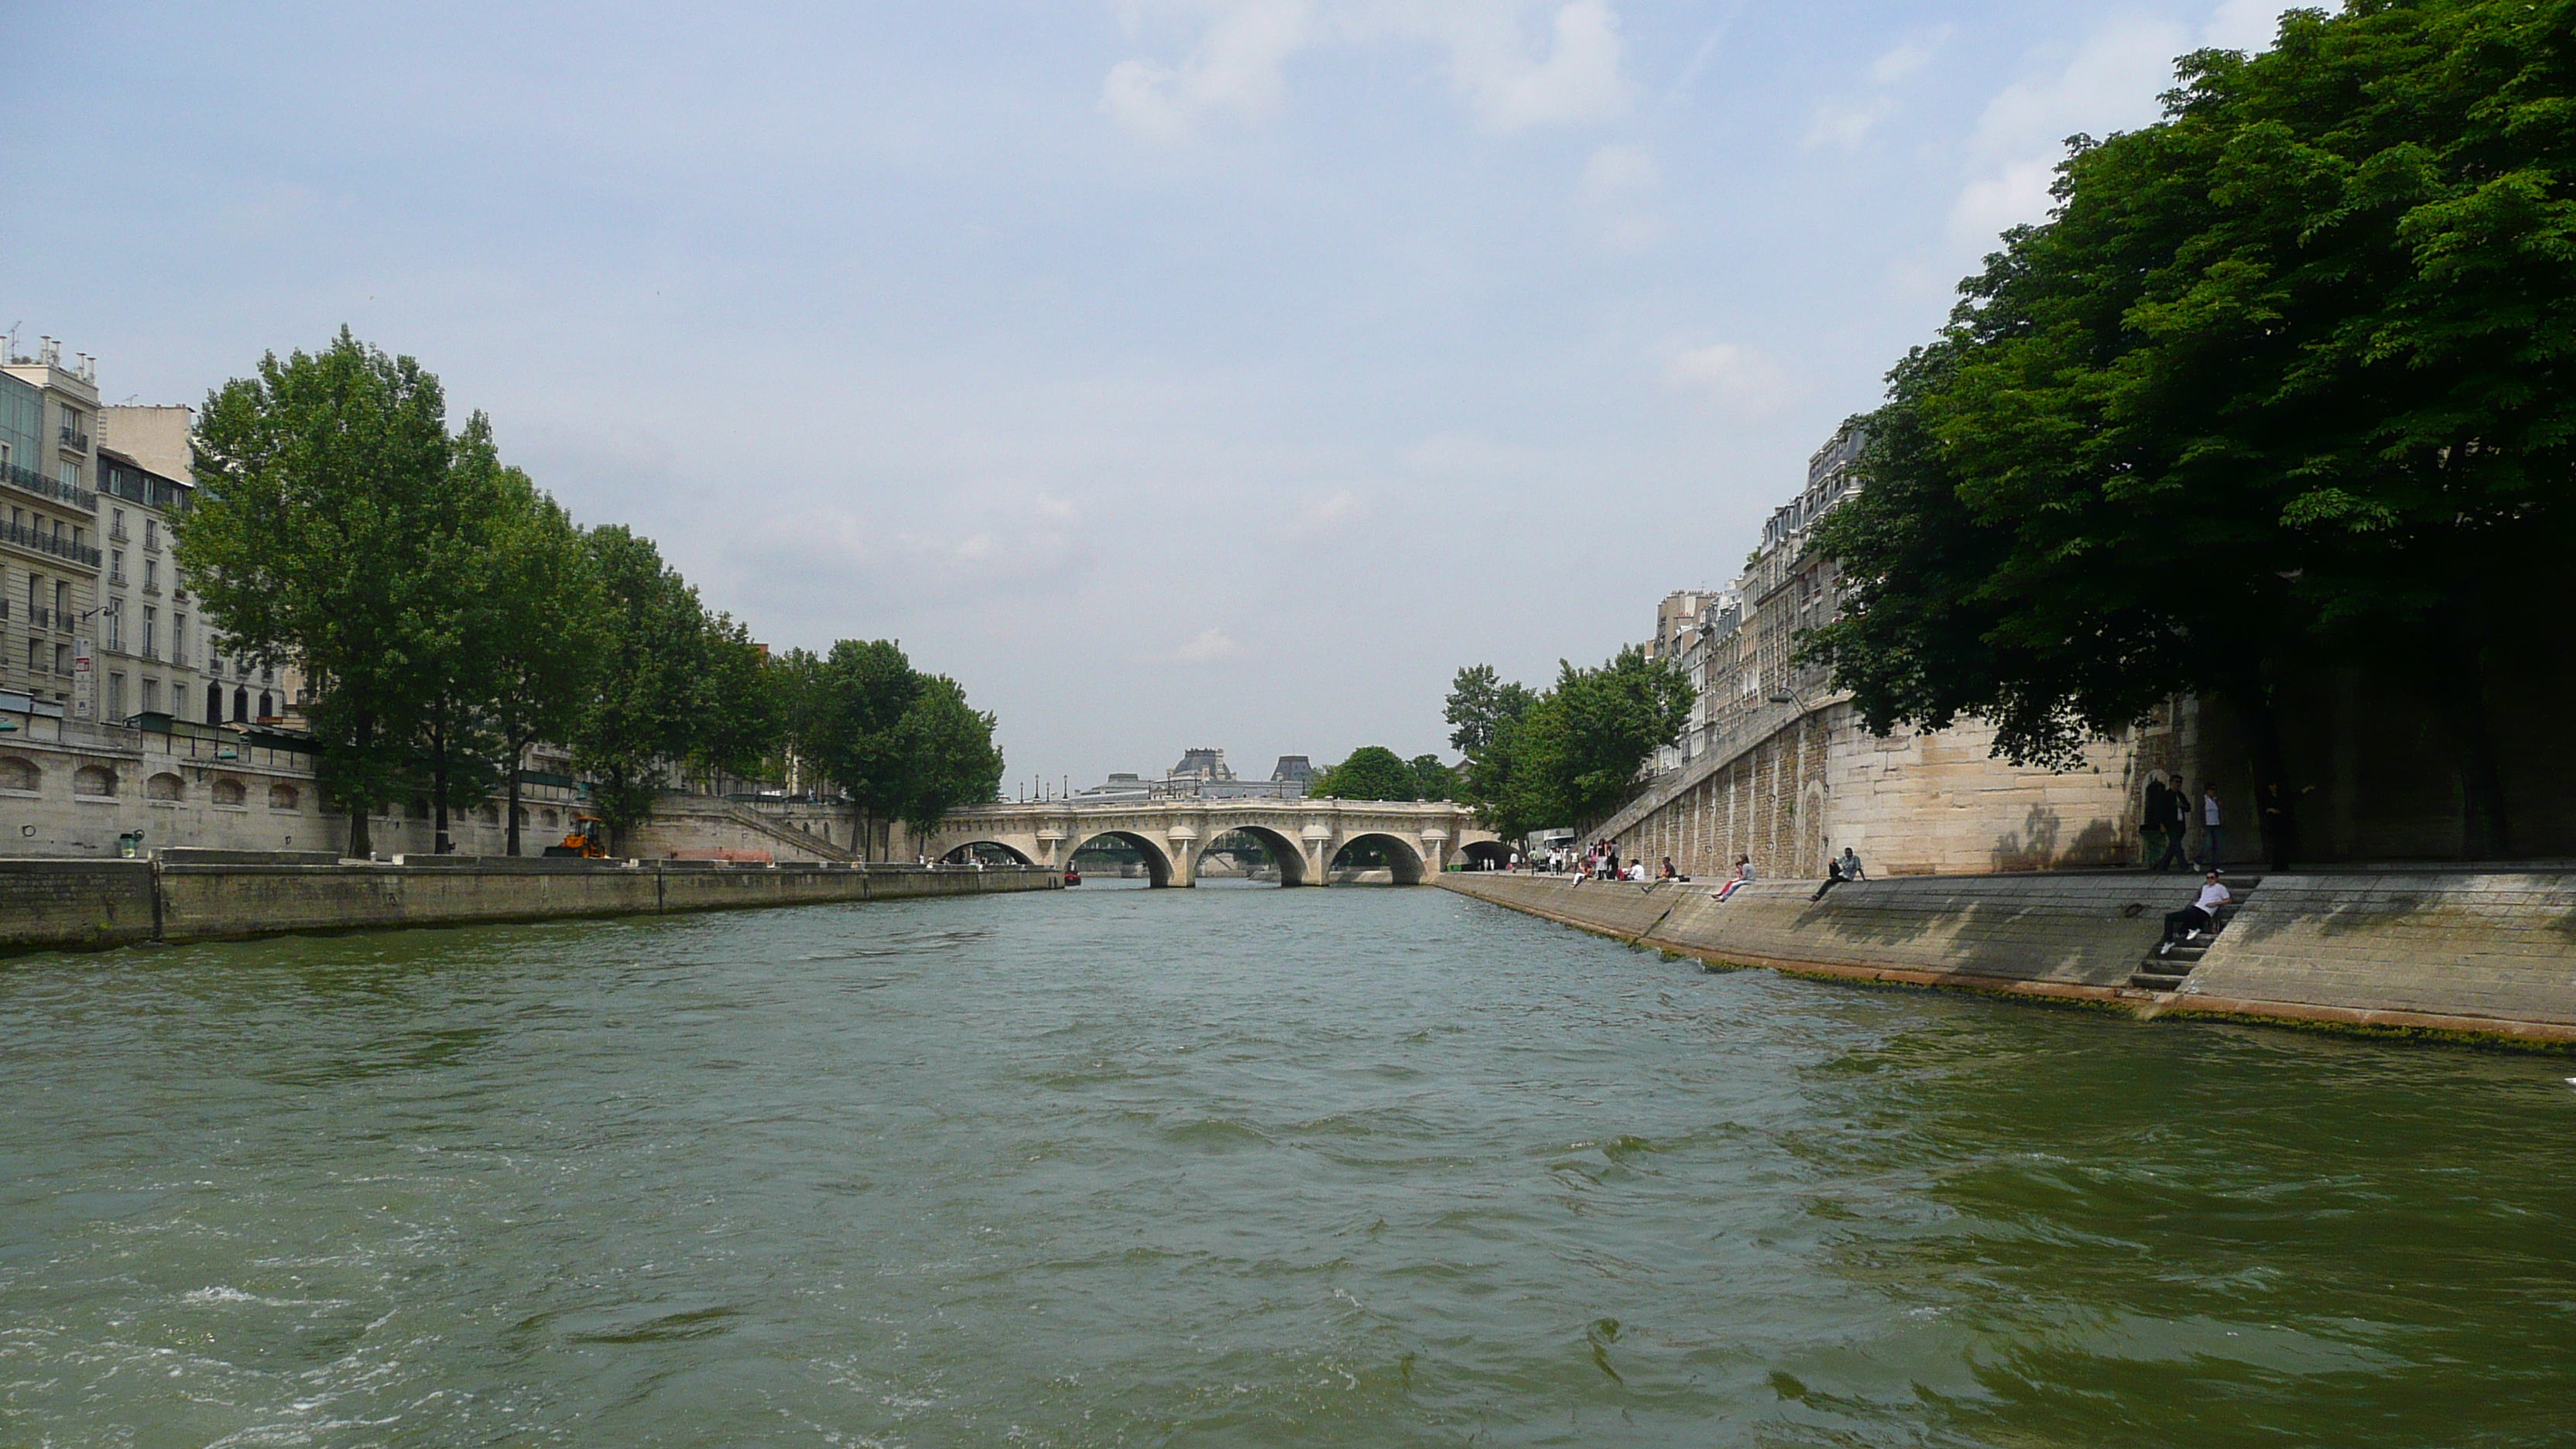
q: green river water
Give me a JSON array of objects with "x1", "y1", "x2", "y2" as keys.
[{"x1": 2, "y1": 881, "x2": 2571, "y2": 1447}]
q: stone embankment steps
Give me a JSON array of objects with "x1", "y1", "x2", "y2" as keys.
[
  {"x1": 2129, "y1": 875, "x2": 2263, "y2": 992},
  {"x1": 1436, "y1": 868, "x2": 2576, "y2": 1047}
]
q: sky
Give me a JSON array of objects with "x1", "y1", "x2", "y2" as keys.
[{"x1": 2, "y1": 0, "x2": 2302, "y2": 794}]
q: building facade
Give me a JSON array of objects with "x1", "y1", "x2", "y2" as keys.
[
  {"x1": 1, "y1": 340, "x2": 105, "y2": 716},
  {"x1": 1607, "y1": 420, "x2": 2201, "y2": 880}
]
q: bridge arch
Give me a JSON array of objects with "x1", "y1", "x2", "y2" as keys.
[
  {"x1": 1196, "y1": 824, "x2": 1309, "y2": 887},
  {"x1": 1330, "y1": 831, "x2": 1427, "y2": 886},
  {"x1": 941, "y1": 840, "x2": 1036, "y2": 866},
  {"x1": 1070, "y1": 829, "x2": 1175, "y2": 889},
  {"x1": 1458, "y1": 839, "x2": 1514, "y2": 871}
]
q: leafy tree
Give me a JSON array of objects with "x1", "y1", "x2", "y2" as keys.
[
  {"x1": 183, "y1": 328, "x2": 456, "y2": 858},
  {"x1": 786, "y1": 639, "x2": 923, "y2": 859},
  {"x1": 1444, "y1": 664, "x2": 1535, "y2": 758},
  {"x1": 481, "y1": 469, "x2": 605, "y2": 855},
  {"x1": 894, "y1": 673, "x2": 1006, "y2": 841},
  {"x1": 1512, "y1": 649, "x2": 1696, "y2": 829},
  {"x1": 574, "y1": 526, "x2": 709, "y2": 844},
  {"x1": 1802, "y1": 0, "x2": 2576, "y2": 853},
  {"x1": 1409, "y1": 754, "x2": 1458, "y2": 802},
  {"x1": 691, "y1": 612, "x2": 782, "y2": 789},
  {"x1": 1311, "y1": 745, "x2": 1420, "y2": 801}
]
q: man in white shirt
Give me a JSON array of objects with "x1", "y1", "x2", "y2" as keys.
[{"x1": 2158, "y1": 871, "x2": 2232, "y2": 956}]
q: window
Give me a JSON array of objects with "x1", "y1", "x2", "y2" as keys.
[
  {"x1": 172, "y1": 614, "x2": 187, "y2": 665},
  {"x1": 142, "y1": 606, "x2": 155, "y2": 656},
  {"x1": 0, "y1": 440, "x2": 10, "y2": 471},
  {"x1": 141, "y1": 678, "x2": 159, "y2": 714},
  {"x1": 23, "y1": 640, "x2": 36, "y2": 673},
  {"x1": 111, "y1": 508, "x2": 125, "y2": 539},
  {"x1": 144, "y1": 559, "x2": 157, "y2": 592},
  {"x1": 54, "y1": 642, "x2": 70, "y2": 676},
  {"x1": 206, "y1": 681, "x2": 222, "y2": 724},
  {"x1": 144, "y1": 519, "x2": 157, "y2": 550},
  {"x1": 58, "y1": 462, "x2": 77, "y2": 490},
  {"x1": 109, "y1": 547, "x2": 124, "y2": 585},
  {"x1": 107, "y1": 673, "x2": 125, "y2": 718},
  {"x1": 104, "y1": 604, "x2": 119, "y2": 652},
  {"x1": 52, "y1": 581, "x2": 67, "y2": 618}
]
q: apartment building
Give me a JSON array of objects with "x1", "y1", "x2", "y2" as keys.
[
  {"x1": 0, "y1": 339, "x2": 104, "y2": 714},
  {"x1": 92, "y1": 444, "x2": 202, "y2": 724}
]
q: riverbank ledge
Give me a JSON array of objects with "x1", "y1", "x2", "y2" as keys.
[
  {"x1": 1, "y1": 851, "x2": 1061, "y2": 954},
  {"x1": 1437, "y1": 869, "x2": 2576, "y2": 1048}
]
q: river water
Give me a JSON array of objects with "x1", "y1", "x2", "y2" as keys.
[{"x1": 3, "y1": 882, "x2": 2571, "y2": 1447}]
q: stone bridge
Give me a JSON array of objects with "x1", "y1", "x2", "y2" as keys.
[{"x1": 926, "y1": 800, "x2": 1502, "y2": 887}]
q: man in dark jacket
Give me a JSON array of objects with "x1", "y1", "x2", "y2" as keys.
[
  {"x1": 2154, "y1": 777, "x2": 2193, "y2": 871},
  {"x1": 2143, "y1": 777, "x2": 2173, "y2": 868}
]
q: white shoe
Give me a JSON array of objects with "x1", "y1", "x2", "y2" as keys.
[{"x1": 2157, "y1": 940, "x2": 2175, "y2": 957}]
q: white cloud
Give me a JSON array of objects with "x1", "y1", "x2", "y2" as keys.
[
  {"x1": 1948, "y1": 18, "x2": 2189, "y2": 244},
  {"x1": 1662, "y1": 343, "x2": 1798, "y2": 420},
  {"x1": 1170, "y1": 626, "x2": 1246, "y2": 663},
  {"x1": 1867, "y1": 33, "x2": 1944, "y2": 86},
  {"x1": 1580, "y1": 142, "x2": 1656, "y2": 197},
  {"x1": 1807, "y1": 31, "x2": 1945, "y2": 152},
  {"x1": 1578, "y1": 142, "x2": 1661, "y2": 248},
  {"x1": 2202, "y1": 0, "x2": 2297, "y2": 52},
  {"x1": 1805, "y1": 98, "x2": 1891, "y2": 152},
  {"x1": 1103, "y1": 0, "x2": 1629, "y2": 140},
  {"x1": 1102, "y1": 0, "x2": 1315, "y2": 141},
  {"x1": 1284, "y1": 487, "x2": 1367, "y2": 537},
  {"x1": 1430, "y1": 0, "x2": 1629, "y2": 132}
]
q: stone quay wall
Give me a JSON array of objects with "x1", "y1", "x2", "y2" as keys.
[
  {"x1": 1601, "y1": 699, "x2": 2232, "y2": 886},
  {"x1": 0, "y1": 852, "x2": 1060, "y2": 955},
  {"x1": 1439, "y1": 870, "x2": 2576, "y2": 1047}
]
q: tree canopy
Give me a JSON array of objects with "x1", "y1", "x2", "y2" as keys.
[
  {"x1": 1442, "y1": 649, "x2": 1694, "y2": 839},
  {"x1": 1310, "y1": 745, "x2": 1422, "y2": 801},
  {"x1": 1801, "y1": 0, "x2": 2576, "y2": 849},
  {"x1": 183, "y1": 329, "x2": 1001, "y2": 856}
]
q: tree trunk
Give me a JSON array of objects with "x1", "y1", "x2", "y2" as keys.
[
  {"x1": 431, "y1": 721, "x2": 453, "y2": 855},
  {"x1": 504, "y1": 734, "x2": 525, "y2": 856},
  {"x1": 2434, "y1": 616, "x2": 2511, "y2": 860},
  {"x1": 346, "y1": 711, "x2": 375, "y2": 860}
]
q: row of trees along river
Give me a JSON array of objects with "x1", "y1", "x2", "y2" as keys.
[
  {"x1": 182, "y1": 330, "x2": 1002, "y2": 860},
  {"x1": 1445, "y1": 0, "x2": 2576, "y2": 854}
]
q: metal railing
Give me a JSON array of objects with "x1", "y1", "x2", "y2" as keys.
[
  {"x1": 28, "y1": 605, "x2": 51, "y2": 630},
  {"x1": 58, "y1": 424, "x2": 89, "y2": 452},
  {"x1": 0, "y1": 519, "x2": 101, "y2": 567},
  {"x1": 0, "y1": 460, "x2": 98, "y2": 513},
  {"x1": 108, "y1": 571, "x2": 127, "y2": 588}
]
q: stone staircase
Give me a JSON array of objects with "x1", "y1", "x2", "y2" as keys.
[{"x1": 2129, "y1": 875, "x2": 2263, "y2": 992}]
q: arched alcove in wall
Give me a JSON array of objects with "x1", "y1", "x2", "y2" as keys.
[
  {"x1": 941, "y1": 840, "x2": 1036, "y2": 866},
  {"x1": 1193, "y1": 824, "x2": 1307, "y2": 887},
  {"x1": 1328, "y1": 832, "x2": 1426, "y2": 885},
  {"x1": 1067, "y1": 830, "x2": 1174, "y2": 888}
]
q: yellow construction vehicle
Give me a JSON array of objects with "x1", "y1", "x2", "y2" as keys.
[{"x1": 543, "y1": 815, "x2": 608, "y2": 858}]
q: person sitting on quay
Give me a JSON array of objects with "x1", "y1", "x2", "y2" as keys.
[
  {"x1": 1659, "y1": 855, "x2": 1680, "y2": 882},
  {"x1": 2158, "y1": 869, "x2": 2233, "y2": 957},
  {"x1": 1714, "y1": 855, "x2": 1754, "y2": 902},
  {"x1": 1810, "y1": 847, "x2": 1866, "y2": 903}
]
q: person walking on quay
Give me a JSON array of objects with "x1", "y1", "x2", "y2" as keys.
[
  {"x1": 2199, "y1": 784, "x2": 2225, "y2": 870},
  {"x1": 1714, "y1": 855, "x2": 1754, "y2": 902},
  {"x1": 2154, "y1": 777, "x2": 2193, "y2": 872},
  {"x1": 2158, "y1": 869, "x2": 2232, "y2": 956},
  {"x1": 1810, "y1": 846, "x2": 1865, "y2": 903},
  {"x1": 2142, "y1": 775, "x2": 2173, "y2": 868}
]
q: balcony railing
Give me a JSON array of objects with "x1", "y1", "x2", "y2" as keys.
[
  {"x1": 28, "y1": 606, "x2": 51, "y2": 630},
  {"x1": 0, "y1": 520, "x2": 102, "y2": 567},
  {"x1": 59, "y1": 424, "x2": 91, "y2": 451},
  {"x1": 108, "y1": 527, "x2": 128, "y2": 543},
  {"x1": 2, "y1": 459, "x2": 97, "y2": 512},
  {"x1": 142, "y1": 644, "x2": 160, "y2": 661},
  {"x1": 108, "y1": 572, "x2": 127, "y2": 588}
]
